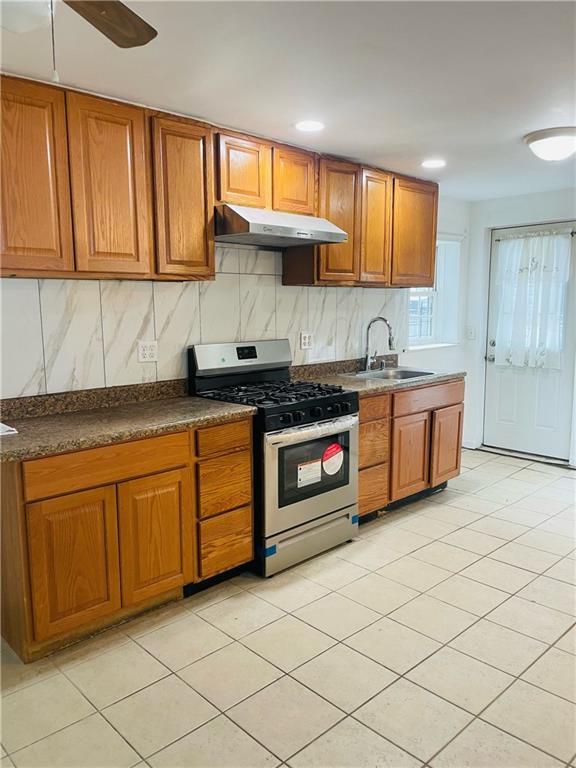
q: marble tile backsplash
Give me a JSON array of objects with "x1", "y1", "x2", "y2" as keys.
[{"x1": 0, "y1": 245, "x2": 409, "y2": 398}]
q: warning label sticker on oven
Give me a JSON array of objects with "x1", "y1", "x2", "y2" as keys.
[
  {"x1": 322, "y1": 443, "x2": 344, "y2": 475},
  {"x1": 297, "y1": 459, "x2": 322, "y2": 488}
]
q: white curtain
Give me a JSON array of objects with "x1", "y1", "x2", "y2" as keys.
[{"x1": 493, "y1": 231, "x2": 571, "y2": 369}]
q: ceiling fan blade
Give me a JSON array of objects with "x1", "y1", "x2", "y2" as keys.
[{"x1": 62, "y1": 0, "x2": 157, "y2": 48}]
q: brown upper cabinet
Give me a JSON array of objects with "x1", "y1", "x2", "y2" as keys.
[
  {"x1": 152, "y1": 116, "x2": 214, "y2": 278},
  {"x1": 360, "y1": 168, "x2": 393, "y2": 284},
  {"x1": 282, "y1": 164, "x2": 437, "y2": 288},
  {"x1": 216, "y1": 132, "x2": 272, "y2": 208},
  {"x1": 272, "y1": 146, "x2": 317, "y2": 215},
  {"x1": 0, "y1": 78, "x2": 74, "y2": 273},
  {"x1": 67, "y1": 92, "x2": 154, "y2": 275},
  {"x1": 391, "y1": 177, "x2": 438, "y2": 286},
  {"x1": 317, "y1": 158, "x2": 362, "y2": 282},
  {"x1": 0, "y1": 75, "x2": 438, "y2": 286}
]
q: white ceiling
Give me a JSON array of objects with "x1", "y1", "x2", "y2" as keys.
[{"x1": 1, "y1": 0, "x2": 575, "y2": 200}]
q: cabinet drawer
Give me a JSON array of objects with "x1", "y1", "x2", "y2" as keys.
[
  {"x1": 393, "y1": 380, "x2": 464, "y2": 417},
  {"x1": 199, "y1": 505, "x2": 253, "y2": 579},
  {"x1": 195, "y1": 419, "x2": 251, "y2": 457},
  {"x1": 24, "y1": 432, "x2": 190, "y2": 502},
  {"x1": 360, "y1": 394, "x2": 390, "y2": 422},
  {"x1": 359, "y1": 419, "x2": 390, "y2": 470},
  {"x1": 359, "y1": 464, "x2": 389, "y2": 516},
  {"x1": 197, "y1": 449, "x2": 252, "y2": 519}
]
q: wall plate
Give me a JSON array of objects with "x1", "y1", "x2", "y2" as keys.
[{"x1": 137, "y1": 340, "x2": 158, "y2": 363}]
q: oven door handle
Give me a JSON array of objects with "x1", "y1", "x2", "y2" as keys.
[{"x1": 264, "y1": 414, "x2": 359, "y2": 447}]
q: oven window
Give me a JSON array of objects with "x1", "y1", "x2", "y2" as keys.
[{"x1": 278, "y1": 432, "x2": 350, "y2": 508}]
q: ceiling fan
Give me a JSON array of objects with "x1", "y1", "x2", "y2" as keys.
[
  {"x1": 62, "y1": 1, "x2": 157, "y2": 48},
  {"x1": 0, "y1": 0, "x2": 157, "y2": 48}
]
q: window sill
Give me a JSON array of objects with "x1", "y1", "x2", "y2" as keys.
[{"x1": 407, "y1": 343, "x2": 460, "y2": 351}]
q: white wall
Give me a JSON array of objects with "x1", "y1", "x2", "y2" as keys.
[
  {"x1": 0, "y1": 247, "x2": 409, "y2": 398},
  {"x1": 463, "y1": 187, "x2": 576, "y2": 447}
]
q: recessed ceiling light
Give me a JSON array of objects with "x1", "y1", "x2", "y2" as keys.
[
  {"x1": 524, "y1": 127, "x2": 576, "y2": 161},
  {"x1": 295, "y1": 120, "x2": 325, "y2": 132},
  {"x1": 421, "y1": 158, "x2": 446, "y2": 169}
]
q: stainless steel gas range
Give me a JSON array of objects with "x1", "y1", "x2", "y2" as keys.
[{"x1": 188, "y1": 339, "x2": 359, "y2": 576}]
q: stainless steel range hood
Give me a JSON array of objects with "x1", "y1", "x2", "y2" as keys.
[{"x1": 214, "y1": 204, "x2": 347, "y2": 248}]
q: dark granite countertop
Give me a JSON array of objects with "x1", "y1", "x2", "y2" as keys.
[
  {"x1": 0, "y1": 397, "x2": 256, "y2": 462},
  {"x1": 312, "y1": 370, "x2": 467, "y2": 396},
  {"x1": 0, "y1": 366, "x2": 465, "y2": 462}
]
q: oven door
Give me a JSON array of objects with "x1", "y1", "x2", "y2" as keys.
[{"x1": 264, "y1": 414, "x2": 358, "y2": 536}]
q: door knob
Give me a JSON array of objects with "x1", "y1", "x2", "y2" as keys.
[
  {"x1": 489, "y1": 339, "x2": 496, "y2": 347},
  {"x1": 485, "y1": 354, "x2": 495, "y2": 362}
]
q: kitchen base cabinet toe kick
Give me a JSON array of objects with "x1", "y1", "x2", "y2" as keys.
[
  {"x1": 358, "y1": 378, "x2": 465, "y2": 518},
  {"x1": 1, "y1": 418, "x2": 254, "y2": 662}
]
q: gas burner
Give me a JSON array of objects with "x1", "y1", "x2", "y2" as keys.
[{"x1": 201, "y1": 379, "x2": 344, "y2": 407}]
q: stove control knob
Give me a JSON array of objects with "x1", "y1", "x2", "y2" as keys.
[
  {"x1": 311, "y1": 406, "x2": 324, "y2": 419},
  {"x1": 331, "y1": 403, "x2": 342, "y2": 415},
  {"x1": 280, "y1": 413, "x2": 293, "y2": 426},
  {"x1": 341, "y1": 401, "x2": 352, "y2": 413},
  {"x1": 292, "y1": 410, "x2": 305, "y2": 423}
]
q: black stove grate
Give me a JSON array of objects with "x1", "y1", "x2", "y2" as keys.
[{"x1": 201, "y1": 379, "x2": 344, "y2": 407}]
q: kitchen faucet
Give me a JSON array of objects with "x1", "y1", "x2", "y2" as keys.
[{"x1": 364, "y1": 317, "x2": 396, "y2": 371}]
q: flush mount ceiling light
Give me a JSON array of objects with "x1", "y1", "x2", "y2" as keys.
[
  {"x1": 524, "y1": 127, "x2": 576, "y2": 161},
  {"x1": 421, "y1": 158, "x2": 446, "y2": 169},
  {"x1": 295, "y1": 120, "x2": 325, "y2": 132}
]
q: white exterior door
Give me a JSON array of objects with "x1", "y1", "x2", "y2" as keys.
[{"x1": 483, "y1": 223, "x2": 575, "y2": 460}]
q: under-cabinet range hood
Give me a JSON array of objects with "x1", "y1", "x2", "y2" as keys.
[{"x1": 214, "y1": 204, "x2": 348, "y2": 248}]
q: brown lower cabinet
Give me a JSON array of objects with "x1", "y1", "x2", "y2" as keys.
[
  {"x1": 431, "y1": 403, "x2": 464, "y2": 486},
  {"x1": 27, "y1": 485, "x2": 121, "y2": 641},
  {"x1": 390, "y1": 412, "x2": 431, "y2": 501},
  {"x1": 390, "y1": 380, "x2": 465, "y2": 502},
  {"x1": 2, "y1": 418, "x2": 254, "y2": 661},
  {"x1": 358, "y1": 379, "x2": 465, "y2": 514},
  {"x1": 358, "y1": 393, "x2": 391, "y2": 516},
  {"x1": 198, "y1": 505, "x2": 253, "y2": 579},
  {"x1": 118, "y1": 468, "x2": 194, "y2": 607}
]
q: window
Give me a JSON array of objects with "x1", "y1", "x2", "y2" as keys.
[{"x1": 408, "y1": 239, "x2": 461, "y2": 347}]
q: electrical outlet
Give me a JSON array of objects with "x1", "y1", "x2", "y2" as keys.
[
  {"x1": 300, "y1": 332, "x2": 313, "y2": 350},
  {"x1": 137, "y1": 340, "x2": 158, "y2": 363},
  {"x1": 465, "y1": 326, "x2": 476, "y2": 341}
]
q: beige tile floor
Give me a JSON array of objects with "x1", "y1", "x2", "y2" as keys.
[{"x1": 1, "y1": 449, "x2": 575, "y2": 767}]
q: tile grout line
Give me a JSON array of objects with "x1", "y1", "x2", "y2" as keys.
[{"x1": 3, "y1": 455, "x2": 573, "y2": 763}]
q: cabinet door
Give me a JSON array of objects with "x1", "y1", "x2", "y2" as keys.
[
  {"x1": 272, "y1": 147, "x2": 316, "y2": 214},
  {"x1": 118, "y1": 469, "x2": 194, "y2": 606},
  {"x1": 1, "y1": 78, "x2": 73, "y2": 272},
  {"x1": 27, "y1": 486, "x2": 121, "y2": 641},
  {"x1": 391, "y1": 177, "x2": 438, "y2": 287},
  {"x1": 67, "y1": 92, "x2": 153, "y2": 274},
  {"x1": 217, "y1": 133, "x2": 271, "y2": 207},
  {"x1": 391, "y1": 412, "x2": 431, "y2": 501},
  {"x1": 318, "y1": 159, "x2": 361, "y2": 282},
  {"x1": 153, "y1": 117, "x2": 214, "y2": 277},
  {"x1": 431, "y1": 403, "x2": 464, "y2": 486},
  {"x1": 360, "y1": 168, "x2": 392, "y2": 284}
]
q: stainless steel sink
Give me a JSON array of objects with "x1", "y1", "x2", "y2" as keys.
[{"x1": 346, "y1": 367, "x2": 436, "y2": 380}]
